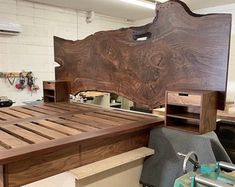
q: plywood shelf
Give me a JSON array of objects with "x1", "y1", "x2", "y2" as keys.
[
  {"x1": 166, "y1": 117, "x2": 199, "y2": 132},
  {"x1": 70, "y1": 147, "x2": 154, "y2": 180},
  {"x1": 166, "y1": 112, "x2": 200, "y2": 121},
  {"x1": 44, "y1": 95, "x2": 55, "y2": 98}
]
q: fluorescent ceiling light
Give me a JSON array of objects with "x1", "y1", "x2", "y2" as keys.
[{"x1": 120, "y1": 0, "x2": 156, "y2": 10}]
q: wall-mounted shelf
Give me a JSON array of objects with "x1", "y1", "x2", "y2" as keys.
[
  {"x1": 43, "y1": 81, "x2": 70, "y2": 103},
  {"x1": 165, "y1": 90, "x2": 218, "y2": 134}
]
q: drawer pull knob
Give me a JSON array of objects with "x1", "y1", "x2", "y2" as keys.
[{"x1": 178, "y1": 93, "x2": 188, "y2": 96}]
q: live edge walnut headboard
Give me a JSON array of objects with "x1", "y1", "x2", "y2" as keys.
[{"x1": 54, "y1": 0, "x2": 231, "y2": 110}]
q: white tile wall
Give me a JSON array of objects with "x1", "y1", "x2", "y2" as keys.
[{"x1": 0, "y1": 0, "x2": 132, "y2": 105}]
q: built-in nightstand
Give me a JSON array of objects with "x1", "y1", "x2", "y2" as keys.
[
  {"x1": 43, "y1": 80, "x2": 70, "y2": 102},
  {"x1": 165, "y1": 90, "x2": 218, "y2": 134}
]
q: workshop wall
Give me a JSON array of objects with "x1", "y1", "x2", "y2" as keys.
[
  {"x1": 1, "y1": 0, "x2": 234, "y2": 106},
  {"x1": 0, "y1": 0, "x2": 132, "y2": 105}
]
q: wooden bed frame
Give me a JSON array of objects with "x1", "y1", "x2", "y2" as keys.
[
  {"x1": 0, "y1": 0, "x2": 231, "y2": 187},
  {"x1": 0, "y1": 102, "x2": 163, "y2": 187}
]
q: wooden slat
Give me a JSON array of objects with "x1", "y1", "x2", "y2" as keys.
[
  {"x1": 0, "y1": 117, "x2": 162, "y2": 165},
  {"x1": 34, "y1": 105, "x2": 66, "y2": 113},
  {"x1": 47, "y1": 103, "x2": 100, "y2": 113},
  {"x1": 44, "y1": 103, "x2": 79, "y2": 112},
  {"x1": 1, "y1": 125, "x2": 49, "y2": 144},
  {"x1": 22, "y1": 106, "x2": 57, "y2": 115},
  {"x1": 35, "y1": 120, "x2": 82, "y2": 136},
  {"x1": 43, "y1": 103, "x2": 73, "y2": 111},
  {"x1": 17, "y1": 122, "x2": 67, "y2": 139},
  {"x1": 0, "y1": 112, "x2": 18, "y2": 121},
  {"x1": 95, "y1": 110, "x2": 139, "y2": 121},
  {"x1": 54, "y1": 103, "x2": 86, "y2": 111},
  {"x1": 0, "y1": 130, "x2": 28, "y2": 148},
  {"x1": 11, "y1": 107, "x2": 43, "y2": 117},
  {"x1": 109, "y1": 109, "x2": 151, "y2": 119},
  {"x1": 65, "y1": 116, "x2": 114, "y2": 129},
  {"x1": 0, "y1": 145, "x2": 6, "y2": 151},
  {"x1": 48, "y1": 117, "x2": 98, "y2": 132},
  {"x1": 70, "y1": 102, "x2": 100, "y2": 109},
  {"x1": 86, "y1": 112, "x2": 132, "y2": 123},
  {"x1": 0, "y1": 141, "x2": 11, "y2": 150},
  {"x1": 60, "y1": 102, "x2": 102, "y2": 112},
  {"x1": 0, "y1": 109, "x2": 32, "y2": 119},
  {"x1": 74, "y1": 114, "x2": 122, "y2": 126}
]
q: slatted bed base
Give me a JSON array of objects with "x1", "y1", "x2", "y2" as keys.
[{"x1": 0, "y1": 102, "x2": 163, "y2": 187}]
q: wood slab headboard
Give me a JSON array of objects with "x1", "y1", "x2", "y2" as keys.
[{"x1": 54, "y1": 0, "x2": 231, "y2": 110}]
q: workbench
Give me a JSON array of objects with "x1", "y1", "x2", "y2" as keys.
[{"x1": 0, "y1": 102, "x2": 163, "y2": 187}]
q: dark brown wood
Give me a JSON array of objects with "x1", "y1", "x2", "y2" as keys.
[
  {"x1": 0, "y1": 166, "x2": 4, "y2": 187},
  {"x1": 0, "y1": 102, "x2": 163, "y2": 187},
  {"x1": 0, "y1": 165, "x2": 8, "y2": 187},
  {"x1": 165, "y1": 90, "x2": 218, "y2": 134},
  {"x1": 6, "y1": 131, "x2": 148, "y2": 187},
  {"x1": 54, "y1": 0, "x2": 231, "y2": 110},
  {"x1": 200, "y1": 91, "x2": 218, "y2": 133},
  {"x1": 7, "y1": 143, "x2": 81, "y2": 187},
  {"x1": 43, "y1": 81, "x2": 70, "y2": 102}
]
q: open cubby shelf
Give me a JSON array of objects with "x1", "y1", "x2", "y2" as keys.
[
  {"x1": 43, "y1": 81, "x2": 70, "y2": 103},
  {"x1": 166, "y1": 117, "x2": 199, "y2": 133},
  {"x1": 44, "y1": 95, "x2": 55, "y2": 98}
]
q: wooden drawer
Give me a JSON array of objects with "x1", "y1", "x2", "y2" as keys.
[
  {"x1": 43, "y1": 81, "x2": 55, "y2": 90},
  {"x1": 167, "y1": 92, "x2": 201, "y2": 106}
]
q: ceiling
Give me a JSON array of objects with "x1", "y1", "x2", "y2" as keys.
[{"x1": 28, "y1": 0, "x2": 235, "y2": 21}]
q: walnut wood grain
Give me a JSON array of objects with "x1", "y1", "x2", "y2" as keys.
[
  {"x1": 17, "y1": 122, "x2": 68, "y2": 139},
  {"x1": 0, "y1": 103, "x2": 99, "y2": 126},
  {"x1": 0, "y1": 166, "x2": 4, "y2": 187},
  {"x1": 167, "y1": 92, "x2": 201, "y2": 107},
  {"x1": 6, "y1": 131, "x2": 148, "y2": 187},
  {"x1": 0, "y1": 113, "x2": 17, "y2": 121},
  {"x1": 0, "y1": 109, "x2": 31, "y2": 119},
  {"x1": 54, "y1": 0, "x2": 231, "y2": 110},
  {"x1": 0, "y1": 131, "x2": 29, "y2": 149},
  {"x1": 0, "y1": 165, "x2": 9, "y2": 187},
  {"x1": 0, "y1": 125, "x2": 49, "y2": 144},
  {"x1": 200, "y1": 91, "x2": 218, "y2": 133},
  {"x1": 35, "y1": 120, "x2": 82, "y2": 135}
]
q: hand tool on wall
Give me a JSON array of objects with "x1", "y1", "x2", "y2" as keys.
[
  {"x1": 0, "y1": 71, "x2": 40, "y2": 93},
  {"x1": 26, "y1": 72, "x2": 39, "y2": 93},
  {"x1": 6, "y1": 73, "x2": 15, "y2": 86},
  {"x1": 15, "y1": 72, "x2": 26, "y2": 90}
]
